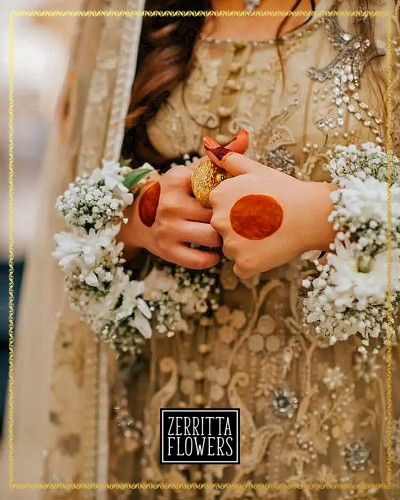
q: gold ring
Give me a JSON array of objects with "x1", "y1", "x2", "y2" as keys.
[{"x1": 191, "y1": 159, "x2": 232, "y2": 208}]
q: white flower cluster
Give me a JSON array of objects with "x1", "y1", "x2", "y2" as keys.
[
  {"x1": 303, "y1": 143, "x2": 400, "y2": 352},
  {"x1": 143, "y1": 265, "x2": 220, "y2": 337},
  {"x1": 56, "y1": 160, "x2": 136, "y2": 231},
  {"x1": 53, "y1": 158, "x2": 221, "y2": 353},
  {"x1": 53, "y1": 160, "x2": 154, "y2": 352}
]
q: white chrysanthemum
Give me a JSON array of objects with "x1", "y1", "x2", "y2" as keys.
[
  {"x1": 89, "y1": 268, "x2": 129, "y2": 314},
  {"x1": 305, "y1": 142, "x2": 400, "y2": 350},
  {"x1": 130, "y1": 310, "x2": 152, "y2": 339},
  {"x1": 52, "y1": 231, "x2": 84, "y2": 267},
  {"x1": 53, "y1": 225, "x2": 120, "y2": 268},
  {"x1": 332, "y1": 176, "x2": 400, "y2": 224},
  {"x1": 91, "y1": 160, "x2": 124, "y2": 189},
  {"x1": 328, "y1": 239, "x2": 400, "y2": 309},
  {"x1": 116, "y1": 280, "x2": 145, "y2": 321},
  {"x1": 143, "y1": 268, "x2": 178, "y2": 301},
  {"x1": 53, "y1": 158, "x2": 161, "y2": 351},
  {"x1": 90, "y1": 160, "x2": 133, "y2": 204}
]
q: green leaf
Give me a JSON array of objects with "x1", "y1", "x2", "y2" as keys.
[
  {"x1": 120, "y1": 159, "x2": 132, "y2": 167},
  {"x1": 123, "y1": 168, "x2": 153, "y2": 190}
]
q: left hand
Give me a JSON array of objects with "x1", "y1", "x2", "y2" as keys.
[{"x1": 204, "y1": 137, "x2": 337, "y2": 279}]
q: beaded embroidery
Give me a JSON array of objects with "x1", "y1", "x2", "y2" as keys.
[{"x1": 308, "y1": 12, "x2": 385, "y2": 140}]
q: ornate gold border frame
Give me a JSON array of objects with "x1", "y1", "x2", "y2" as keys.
[{"x1": 8, "y1": 7, "x2": 394, "y2": 493}]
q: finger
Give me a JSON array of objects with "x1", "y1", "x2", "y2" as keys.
[
  {"x1": 210, "y1": 212, "x2": 225, "y2": 233},
  {"x1": 184, "y1": 200, "x2": 213, "y2": 223},
  {"x1": 169, "y1": 166, "x2": 201, "y2": 193},
  {"x1": 225, "y1": 129, "x2": 250, "y2": 152},
  {"x1": 163, "y1": 195, "x2": 213, "y2": 222},
  {"x1": 233, "y1": 262, "x2": 256, "y2": 280},
  {"x1": 203, "y1": 129, "x2": 249, "y2": 155},
  {"x1": 185, "y1": 155, "x2": 207, "y2": 171},
  {"x1": 177, "y1": 221, "x2": 222, "y2": 248},
  {"x1": 189, "y1": 128, "x2": 249, "y2": 172},
  {"x1": 221, "y1": 241, "x2": 235, "y2": 262},
  {"x1": 171, "y1": 244, "x2": 221, "y2": 270},
  {"x1": 203, "y1": 146, "x2": 259, "y2": 176}
]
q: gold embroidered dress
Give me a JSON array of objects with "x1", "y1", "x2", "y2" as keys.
[{"x1": 105, "y1": 2, "x2": 400, "y2": 497}]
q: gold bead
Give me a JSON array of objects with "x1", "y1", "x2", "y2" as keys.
[{"x1": 191, "y1": 159, "x2": 232, "y2": 208}]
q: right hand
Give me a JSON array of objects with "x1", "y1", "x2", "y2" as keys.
[{"x1": 118, "y1": 130, "x2": 249, "y2": 269}]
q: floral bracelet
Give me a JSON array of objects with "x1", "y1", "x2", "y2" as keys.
[
  {"x1": 302, "y1": 142, "x2": 400, "y2": 353},
  {"x1": 53, "y1": 159, "x2": 220, "y2": 354}
]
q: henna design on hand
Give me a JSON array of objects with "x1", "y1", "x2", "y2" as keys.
[
  {"x1": 139, "y1": 182, "x2": 161, "y2": 227},
  {"x1": 230, "y1": 194, "x2": 284, "y2": 240}
]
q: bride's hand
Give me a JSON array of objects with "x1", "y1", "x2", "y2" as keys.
[
  {"x1": 204, "y1": 137, "x2": 337, "y2": 278},
  {"x1": 119, "y1": 131, "x2": 249, "y2": 269},
  {"x1": 118, "y1": 165, "x2": 221, "y2": 269}
]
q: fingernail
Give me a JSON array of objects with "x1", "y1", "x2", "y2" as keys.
[
  {"x1": 226, "y1": 129, "x2": 249, "y2": 145},
  {"x1": 203, "y1": 136, "x2": 220, "y2": 150},
  {"x1": 204, "y1": 145, "x2": 232, "y2": 161}
]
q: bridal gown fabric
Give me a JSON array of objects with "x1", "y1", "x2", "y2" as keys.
[
  {"x1": 114, "y1": 5, "x2": 400, "y2": 497},
  {"x1": 2, "y1": 0, "x2": 400, "y2": 499}
]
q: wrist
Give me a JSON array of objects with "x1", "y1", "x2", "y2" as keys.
[
  {"x1": 303, "y1": 181, "x2": 338, "y2": 253},
  {"x1": 118, "y1": 170, "x2": 161, "y2": 260},
  {"x1": 118, "y1": 200, "x2": 144, "y2": 261}
]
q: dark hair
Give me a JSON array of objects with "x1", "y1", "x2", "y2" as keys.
[
  {"x1": 121, "y1": 0, "x2": 211, "y2": 167},
  {"x1": 121, "y1": 0, "x2": 384, "y2": 167}
]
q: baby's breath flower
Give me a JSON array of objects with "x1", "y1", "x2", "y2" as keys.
[
  {"x1": 143, "y1": 263, "x2": 221, "y2": 335},
  {"x1": 54, "y1": 160, "x2": 153, "y2": 353},
  {"x1": 304, "y1": 143, "x2": 400, "y2": 351}
]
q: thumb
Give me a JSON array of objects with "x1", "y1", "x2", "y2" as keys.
[
  {"x1": 188, "y1": 129, "x2": 250, "y2": 172},
  {"x1": 221, "y1": 129, "x2": 249, "y2": 154},
  {"x1": 203, "y1": 142, "x2": 260, "y2": 176},
  {"x1": 203, "y1": 129, "x2": 249, "y2": 155}
]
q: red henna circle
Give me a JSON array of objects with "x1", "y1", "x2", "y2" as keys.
[
  {"x1": 230, "y1": 194, "x2": 284, "y2": 240},
  {"x1": 139, "y1": 182, "x2": 161, "y2": 227}
]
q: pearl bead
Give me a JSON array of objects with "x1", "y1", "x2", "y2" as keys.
[
  {"x1": 198, "y1": 344, "x2": 211, "y2": 354},
  {"x1": 217, "y1": 106, "x2": 232, "y2": 118},
  {"x1": 215, "y1": 134, "x2": 231, "y2": 144},
  {"x1": 194, "y1": 370, "x2": 204, "y2": 381},
  {"x1": 229, "y1": 62, "x2": 242, "y2": 73},
  {"x1": 194, "y1": 394, "x2": 204, "y2": 405},
  {"x1": 225, "y1": 79, "x2": 242, "y2": 91}
]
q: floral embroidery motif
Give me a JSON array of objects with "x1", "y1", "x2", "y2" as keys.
[
  {"x1": 271, "y1": 388, "x2": 299, "y2": 419},
  {"x1": 344, "y1": 440, "x2": 371, "y2": 471},
  {"x1": 265, "y1": 146, "x2": 296, "y2": 175},
  {"x1": 308, "y1": 11, "x2": 385, "y2": 140}
]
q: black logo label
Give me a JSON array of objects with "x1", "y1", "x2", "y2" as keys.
[{"x1": 160, "y1": 408, "x2": 240, "y2": 464}]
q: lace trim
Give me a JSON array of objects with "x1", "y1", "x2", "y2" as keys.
[{"x1": 104, "y1": 0, "x2": 146, "y2": 162}]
